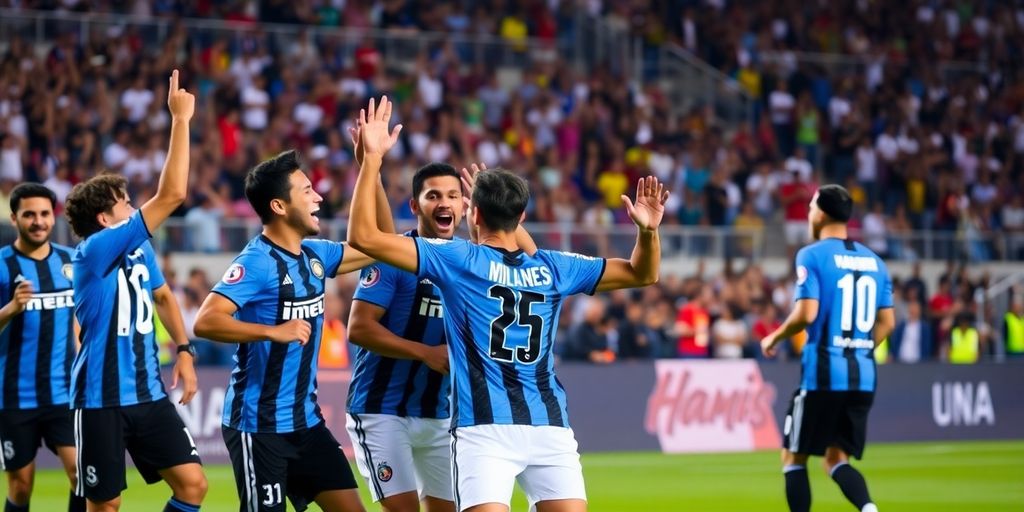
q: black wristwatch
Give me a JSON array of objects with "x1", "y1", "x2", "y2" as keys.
[{"x1": 176, "y1": 343, "x2": 197, "y2": 358}]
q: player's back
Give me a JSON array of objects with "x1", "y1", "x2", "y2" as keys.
[
  {"x1": 0, "y1": 243, "x2": 76, "y2": 409},
  {"x1": 414, "y1": 238, "x2": 606, "y2": 428},
  {"x1": 71, "y1": 212, "x2": 167, "y2": 409},
  {"x1": 796, "y1": 238, "x2": 893, "y2": 393}
]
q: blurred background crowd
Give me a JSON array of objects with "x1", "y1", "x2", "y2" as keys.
[{"x1": 1, "y1": 0, "x2": 1022, "y2": 366}]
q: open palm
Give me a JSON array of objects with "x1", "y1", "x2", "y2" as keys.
[
  {"x1": 359, "y1": 96, "x2": 403, "y2": 156},
  {"x1": 622, "y1": 176, "x2": 670, "y2": 232}
]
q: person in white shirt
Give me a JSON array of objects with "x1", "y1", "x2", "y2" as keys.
[
  {"x1": 241, "y1": 75, "x2": 270, "y2": 131},
  {"x1": 769, "y1": 80, "x2": 796, "y2": 156},
  {"x1": 746, "y1": 160, "x2": 780, "y2": 218},
  {"x1": 120, "y1": 75, "x2": 155, "y2": 123}
]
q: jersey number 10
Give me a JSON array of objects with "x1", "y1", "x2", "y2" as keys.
[
  {"x1": 488, "y1": 285, "x2": 544, "y2": 365},
  {"x1": 837, "y1": 273, "x2": 877, "y2": 333},
  {"x1": 116, "y1": 264, "x2": 154, "y2": 336}
]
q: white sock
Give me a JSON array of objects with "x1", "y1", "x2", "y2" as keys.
[{"x1": 862, "y1": 504, "x2": 878, "y2": 512}]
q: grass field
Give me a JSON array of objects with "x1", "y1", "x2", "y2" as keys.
[{"x1": 4, "y1": 440, "x2": 1022, "y2": 511}]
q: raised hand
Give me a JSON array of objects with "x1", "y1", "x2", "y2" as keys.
[
  {"x1": 348, "y1": 120, "x2": 364, "y2": 166},
  {"x1": 166, "y1": 69, "x2": 195, "y2": 121},
  {"x1": 459, "y1": 162, "x2": 487, "y2": 199},
  {"x1": 359, "y1": 96, "x2": 403, "y2": 157},
  {"x1": 622, "y1": 176, "x2": 670, "y2": 233}
]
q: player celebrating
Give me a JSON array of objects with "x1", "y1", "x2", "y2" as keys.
[
  {"x1": 761, "y1": 184, "x2": 896, "y2": 512},
  {"x1": 348, "y1": 96, "x2": 667, "y2": 512},
  {"x1": 193, "y1": 148, "x2": 384, "y2": 512},
  {"x1": 0, "y1": 184, "x2": 83, "y2": 512},
  {"x1": 64, "y1": 70, "x2": 206, "y2": 512}
]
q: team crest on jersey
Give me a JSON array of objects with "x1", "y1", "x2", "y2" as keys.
[
  {"x1": 376, "y1": 461, "x2": 393, "y2": 482},
  {"x1": 796, "y1": 265, "x2": 808, "y2": 285},
  {"x1": 61, "y1": 263, "x2": 73, "y2": 280},
  {"x1": 222, "y1": 263, "x2": 245, "y2": 284},
  {"x1": 361, "y1": 266, "x2": 381, "y2": 288},
  {"x1": 311, "y1": 259, "x2": 325, "y2": 279}
]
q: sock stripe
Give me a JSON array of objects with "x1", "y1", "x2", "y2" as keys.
[
  {"x1": 783, "y1": 464, "x2": 807, "y2": 473},
  {"x1": 830, "y1": 461, "x2": 850, "y2": 477},
  {"x1": 168, "y1": 497, "x2": 201, "y2": 512}
]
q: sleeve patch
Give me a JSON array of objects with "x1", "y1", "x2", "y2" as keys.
[
  {"x1": 222, "y1": 263, "x2": 246, "y2": 285},
  {"x1": 796, "y1": 265, "x2": 808, "y2": 285},
  {"x1": 360, "y1": 266, "x2": 382, "y2": 288}
]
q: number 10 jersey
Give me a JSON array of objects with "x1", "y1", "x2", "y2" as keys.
[
  {"x1": 71, "y1": 211, "x2": 167, "y2": 409},
  {"x1": 794, "y1": 238, "x2": 893, "y2": 393},
  {"x1": 414, "y1": 238, "x2": 606, "y2": 429}
]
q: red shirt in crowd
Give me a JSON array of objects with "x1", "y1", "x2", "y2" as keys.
[
  {"x1": 779, "y1": 181, "x2": 816, "y2": 222},
  {"x1": 676, "y1": 302, "x2": 710, "y2": 357}
]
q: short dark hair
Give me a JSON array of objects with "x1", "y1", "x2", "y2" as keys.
[
  {"x1": 412, "y1": 163, "x2": 459, "y2": 198},
  {"x1": 245, "y1": 150, "x2": 301, "y2": 224},
  {"x1": 472, "y1": 169, "x2": 529, "y2": 232},
  {"x1": 10, "y1": 183, "x2": 56, "y2": 213},
  {"x1": 65, "y1": 174, "x2": 128, "y2": 239},
  {"x1": 816, "y1": 184, "x2": 853, "y2": 223}
]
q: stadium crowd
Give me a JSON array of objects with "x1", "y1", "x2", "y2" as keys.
[{"x1": 1, "y1": 1, "x2": 1022, "y2": 367}]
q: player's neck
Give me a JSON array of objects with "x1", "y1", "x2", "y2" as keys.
[
  {"x1": 477, "y1": 229, "x2": 519, "y2": 252},
  {"x1": 818, "y1": 224, "x2": 847, "y2": 241},
  {"x1": 13, "y1": 238, "x2": 50, "y2": 260},
  {"x1": 261, "y1": 225, "x2": 303, "y2": 256}
]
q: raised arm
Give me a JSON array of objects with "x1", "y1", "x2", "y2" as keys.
[
  {"x1": 595, "y1": 176, "x2": 669, "y2": 292},
  {"x1": 193, "y1": 293, "x2": 311, "y2": 345},
  {"x1": 347, "y1": 96, "x2": 419, "y2": 273},
  {"x1": 140, "y1": 70, "x2": 194, "y2": 234}
]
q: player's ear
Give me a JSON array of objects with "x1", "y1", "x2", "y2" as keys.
[
  {"x1": 518, "y1": 211, "x2": 526, "y2": 225},
  {"x1": 409, "y1": 197, "x2": 420, "y2": 215},
  {"x1": 95, "y1": 211, "x2": 109, "y2": 228},
  {"x1": 269, "y1": 198, "x2": 287, "y2": 217}
]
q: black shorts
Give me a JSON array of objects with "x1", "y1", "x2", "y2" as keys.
[
  {"x1": 224, "y1": 423, "x2": 358, "y2": 512},
  {"x1": 0, "y1": 405, "x2": 75, "y2": 471},
  {"x1": 783, "y1": 389, "x2": 874, "y2": 459},
  {"x1": 75, "y1": 398, "x2": 202, "y2": 502}
]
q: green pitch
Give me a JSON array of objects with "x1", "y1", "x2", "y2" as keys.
[{"x1": 4, "y1": 440, "x2": 1022, "y2": 511}]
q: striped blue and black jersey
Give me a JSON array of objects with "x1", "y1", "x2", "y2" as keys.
[
  {"x1": 212, "y1": 235, "x2": 344, "y2": 434},
  {"x1": 71, "y1": 211, "x2": 168, "y2": 409},
  {"x1": 348, "y1": 230, "x2": 450, "y2": 419},
  {"x1": 414, "y1": 238, "x2": 606, "y2": 428},
  {"x1": 795, "y1": 238, "x2": 893, "y2": 392},
  {"x1": 0, "y1": 243, "x2": 75, "y2": 410}
]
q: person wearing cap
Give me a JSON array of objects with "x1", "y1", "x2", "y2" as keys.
[{"x1": 760, "y1": 184, "x2": 896, "y2": 512}]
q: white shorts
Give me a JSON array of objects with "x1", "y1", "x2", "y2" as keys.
[
  {"x1": 346, "y1": 413, "x2": 453, "y2": 503},
  {"x1": 451, "y1": 424, "x2": 586, "y2": 512},
  {"x1": 785, "y1": 221, "x2": 809, "y2": 246}
]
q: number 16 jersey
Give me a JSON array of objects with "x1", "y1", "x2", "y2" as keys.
[
  {"x1": 71, "y1": 211, "x2": 167, "y2": 409},
  {"x1": 414, "y1": 238, "x2": 606, "y2": 429}
]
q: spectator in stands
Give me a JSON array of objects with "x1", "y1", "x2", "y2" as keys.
[
  {"x1": 1003, "y1": 297, "x2": 1024, "y2": 360},
  {"x1": 947, "y1": 313, "x2": 983, "y2": 364},
  {"x1": 675, "y1": 284, "x2": 712, "y2": 358},
  {"x1": 711, "y1": 302, "x2": 747, "y2": 359},
  {"x1": 779, "y1": 167, "x2": 816, "y2": 258},
  {"x1": 564, "y1": 297, "x2": 616, "y2": 364},
  {"x1": 889, "y1": 301, "x2": 934, "y2": 364},
  {"x1": 616, "y1": 300, "x2": 652, "y2": 360}
]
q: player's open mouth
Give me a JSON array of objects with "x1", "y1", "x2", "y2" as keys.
[
  {"x1": 311, "y1": 207, "x2": 320, "y2": 222},
  {"x1": 435, "y1": 212, "x2": 453, "y2": 230}
]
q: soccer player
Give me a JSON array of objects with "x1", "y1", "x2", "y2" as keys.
[
  {"x1": 65, "y1": 70, "x2": 206, "y2": 512},
  {"x1": 0, "y1": 184, "x2": 84, "y2": 512},
  {"x1": 346, "y1": 154, "x2": 536, "y2": 512},
  {"x1": 193, "y1": 148, "x2": 385, "y2": 512},
  {"x1": 760, "y1": 184, "x2": 896, "y2": 512},
  {"x1": 348, "y1": 97, "x2": 667, "y2": 512}
]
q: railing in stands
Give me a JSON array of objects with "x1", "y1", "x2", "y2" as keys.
[{"x1": 10, "y1": 217, "x2": 1022, "y2": 262}]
